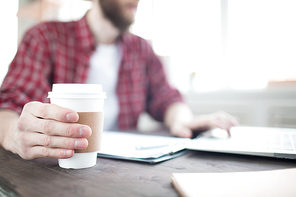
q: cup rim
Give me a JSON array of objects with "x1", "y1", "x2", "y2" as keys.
[{"x1": 48, "y1": 92, "x2": 107, "y2": 99}]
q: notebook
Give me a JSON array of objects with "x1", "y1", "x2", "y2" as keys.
[
  {"x1": 187, "y1": 126, "x2": 296, "y2": 159},
  {"x1": 171, "y1": 168, "x2": 296, "y2": 197}
]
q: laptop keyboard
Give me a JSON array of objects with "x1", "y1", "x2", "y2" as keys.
[{"x1": 250, "y1": 132, "x2": 296, "y2": 152}]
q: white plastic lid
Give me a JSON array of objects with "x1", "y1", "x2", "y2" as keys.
[
  {"x1": 48, "y1": 84, "x2": 106, "y2": 99},
  {"x1": 52, "y1": 84, "x2": 103, "y2": 93}
]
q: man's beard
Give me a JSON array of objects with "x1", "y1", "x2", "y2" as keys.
[{"x1": 99, "y1": 0, "x2": 133, "y2": 33}]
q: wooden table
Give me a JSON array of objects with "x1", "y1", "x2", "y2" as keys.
[{"x1": 1, "y1": 132, "x2": 296, "y2": 197}]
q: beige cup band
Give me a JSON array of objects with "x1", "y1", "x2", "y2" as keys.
[{"x1": 75, "y1": 111, "x2": 104, "y2": 153}]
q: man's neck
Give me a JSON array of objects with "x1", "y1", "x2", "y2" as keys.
[{"x1": 86, "y1": 2, "x2": 120, "y2": 45}]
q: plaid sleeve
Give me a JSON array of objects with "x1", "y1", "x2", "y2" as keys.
[
  {"x1": 145, "y1": 44, "x2": 184, "y2": 122},
  {"x1": 0, "y1": 24, "x2": 52, "y2": 114}
]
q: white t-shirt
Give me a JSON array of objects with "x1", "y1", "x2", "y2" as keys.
[{"x1": 85, "y1": 43, "x2": 121, "y2": 131}]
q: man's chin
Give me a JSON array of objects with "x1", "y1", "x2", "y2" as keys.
[
  {"x1": 116, "y1": 18, "x2": 133, "y2": 33},
  {"x1": 119, "y1": 25, "x2": 132, "y2": 34},
  {"x1": 123, "y1": 13, "x2": 135, "y2": 24}
]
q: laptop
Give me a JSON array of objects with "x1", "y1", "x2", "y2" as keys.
[{"x1": 187, "y1": 126, "x2": 296, "y2": 159}]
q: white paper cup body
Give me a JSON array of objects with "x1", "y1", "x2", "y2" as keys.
[{"x1": 48, "y1": 84, "x2": 106, "y2": 169}]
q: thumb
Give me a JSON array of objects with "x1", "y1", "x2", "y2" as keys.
[{"x1": 170, "y1": 123, "x2": 193, "y2": 138}]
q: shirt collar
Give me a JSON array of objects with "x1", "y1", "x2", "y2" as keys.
[{"x1": 75, "y1": 14, "x2": 96, "y2": 52}]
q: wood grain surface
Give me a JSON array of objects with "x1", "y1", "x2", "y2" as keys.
[{"x1": 1, "y1": 134, "x2": 296, "y2": 197}]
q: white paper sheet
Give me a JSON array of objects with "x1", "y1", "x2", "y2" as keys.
[{"x1": 98, "y1": 131, "x2": 191, "y2": 159}]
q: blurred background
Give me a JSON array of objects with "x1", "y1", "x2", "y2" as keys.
[{"x1": 1, "y1": 0, "x2": 296, "y2": 130}]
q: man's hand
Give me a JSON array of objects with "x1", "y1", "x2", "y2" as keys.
[
  {"x1": 0, "y1": 101, "x2": 92, "y2": 160},
  {"x1": 165, "y1": 103, "x2": 239, "y2": 138},
  {"x1": 170, "y1": 111, "x2": 239, "y2": 138}
]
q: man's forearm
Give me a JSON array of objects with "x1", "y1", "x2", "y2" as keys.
[
  {"x1": 164, "y1": 102, "x2": 194, "y2": 128},
  {"x1": 0, "y1": 109, "x2": 19, "y2": 149}
]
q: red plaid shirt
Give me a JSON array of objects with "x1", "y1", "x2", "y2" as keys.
[{"x1": 0, "y1": 15, "x2": 183, "y2": 129}]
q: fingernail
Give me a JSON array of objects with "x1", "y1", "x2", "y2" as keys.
[
  {"x1": 79, "y1": 128, "x2": 83, "y2": 136},
  {"x1": 75, "y1": 139, "x2": 86, "y2": 149},
  {"x1": 64, "y1": 150, "x2": 73, "y2": 157},
  {"x1": 66, "y1": 113, "x2": 77, "y2": 122},
  {"x1": 79, "y1": 126, "x2": 91, "y2": 137}
]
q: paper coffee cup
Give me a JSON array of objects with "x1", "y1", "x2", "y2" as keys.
[{"x1": 48, "y1": 84, "x2": 106, "y2": 169}]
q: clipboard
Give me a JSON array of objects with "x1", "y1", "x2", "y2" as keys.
[
  {"x1": 98, "y1": 150, "x2": 190, "y2": 164},
  {"x1": 97, "y1": 131, "x2": 191, "y2": 164}
]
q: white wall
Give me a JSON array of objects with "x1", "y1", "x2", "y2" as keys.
[
  {"x1": 138, "y1": 87, "x2": 296, "y2": 132},
  {"x1": 185, "y1": 88, "x2": 296, "y2": 128},
  {"x1": 0, "y1": 1, "x2": 19, "y2": 85}
]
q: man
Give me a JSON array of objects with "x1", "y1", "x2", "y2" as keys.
[{"x1": 0, "y1": 0, "x2": 239, "y2": 160}]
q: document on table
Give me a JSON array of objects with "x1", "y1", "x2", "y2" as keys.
[
  {"x1": 97, "y1": 131, "x2": 191, "y2": 163},
  {"x1": 171, "y1": 168, "x2": 296, "y2": 197}
]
